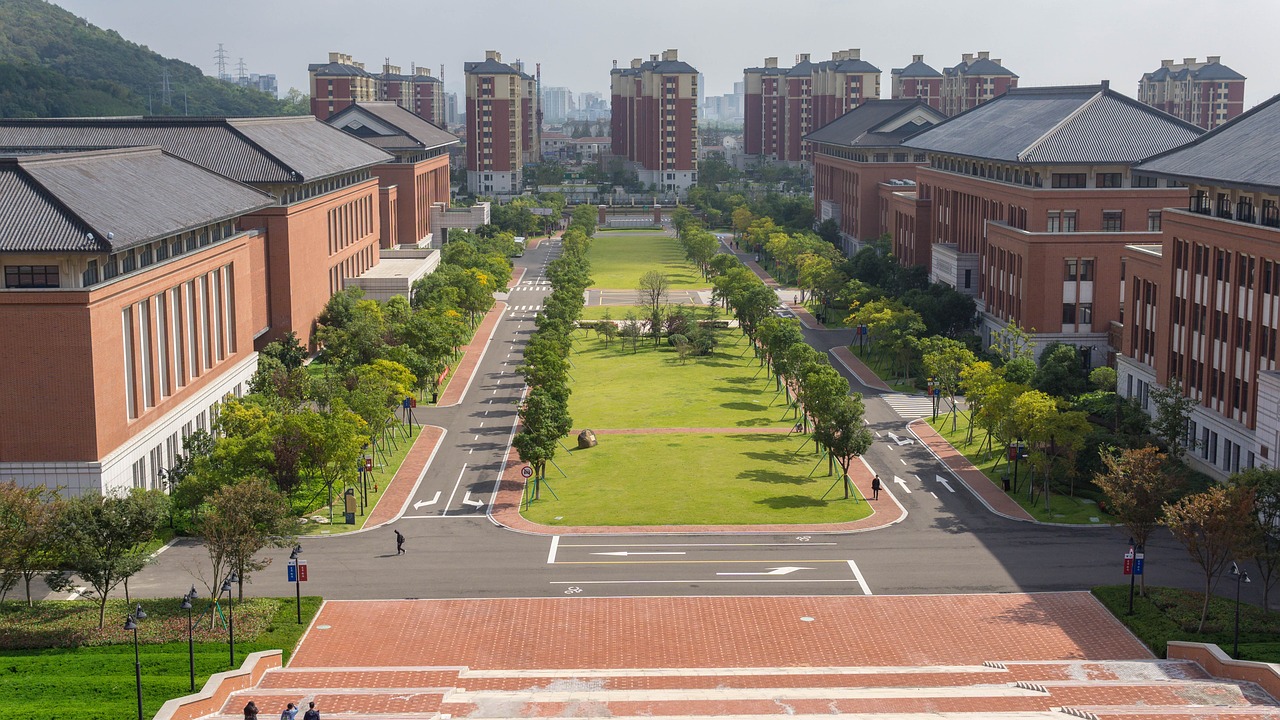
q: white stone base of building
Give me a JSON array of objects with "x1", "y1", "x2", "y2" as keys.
[
  {"x1": 0, "y1": 353, "x2": 259, "y2": 497},
  {"x1": 638, "y1": 168, "x2": 696, "y2": 194},
  {"x1": 467, "y1": 170, "x2": 521, "y2": 195}
]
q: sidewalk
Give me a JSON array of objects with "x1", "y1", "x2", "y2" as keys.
[
  {"x1": 437, "y1": 300, "x2": 506, "y2": 407},
  {"x1": 830, "y1": 346, "x2": 893, "y2": 392},
  {"x1": 907, "y1": 419, "x2": 1037, "y2": 522},
  {"x1": 364, "y1": 425, "x2": 446, "y2": 528}
]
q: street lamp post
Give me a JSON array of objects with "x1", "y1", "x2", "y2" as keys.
[
  {"x1": 124, "y1": 603, "x2": 147, "y2": 720},
  {"x1": 1231, "y1": 561, "x2": 1252, "y2": 658},
  {"x1": 221, "y1": 572, "x2": 238, "y2": 668},
  {"x1": 180, "y1": 586, "x2": 198, "y2": 692},
  {"x1": 289, "y1": 545, "x2": 303, "y2": 624}
]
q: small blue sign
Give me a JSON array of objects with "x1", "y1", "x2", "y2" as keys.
[
  {"x1": 1133, "y1": 557, "x2": 1144, "y2": 575},
  {"x1": 287, "y1": 562, "x2": 297, "y2": 582},
  {"x1": 402, "y1": 397, "x2": 412, "y2": 409}
]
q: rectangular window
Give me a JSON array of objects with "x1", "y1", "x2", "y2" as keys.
[
  {"x1": 1102, "y1": 210, "x2": 1124, "y2": 232},
  {"x1": 1051, "y1": 173, "x2": 1087, "y2": 188},
  {"x1": 122, "y1": 308, "x2": 136, "y2": 419},
  {"x1": 1062, "y1": 303, "x2": 1077, "y2": 324},
  {"x1": 1062, "y1": 211, "x2": 1077, "y2": 232},
  {"x1": 1132, "y1": 174, "x2": 1158, "y2": 188},
  {"x1": 1080, "y1": 259, "x2": 1095, "y2": 281},
  {"x1": 1097, "y1": 173, "x2": 1122, "y2": 188},
  {"x1": 1078, "y1": 303, "x2": 1093, "y2": 324},
  {"x1": 1065, "y1": 259, "x2": 1078, "y2": 281},
  {"x1": 4, "y1": 265, "x2": 59, "y2": 288},
  {"x1": 139, "y1": 300, "x2": 152, "y2": 409},
  {"x1": 1147, "y1": 210, "x2": 1162, "y2": 232}
]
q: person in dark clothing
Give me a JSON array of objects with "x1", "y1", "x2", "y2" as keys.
[
  {"x1": 243, "y1": 700, "x2": 259, "y2": 719},
  {"x1": 395, "y1": 529, "x2": 405, "y2": 555},
  {"x1": 871, "y1": 475, "x2": 881, "y2": 500},
  {"x1": 302, "y1": 701, "x2": 321, "y2": 720}
]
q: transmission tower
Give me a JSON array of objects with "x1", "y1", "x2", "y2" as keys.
[
  {"x1": 214, "y1": 43, "x2": 229, "y2": 81},
  {"x1": 160, "y1": 68, "x2": 172, "y2": 108},
  {"x1": 236, "y1": 57, "x2": 248, "y2": 82}
]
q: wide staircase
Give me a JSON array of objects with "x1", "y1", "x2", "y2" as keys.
[{"x1": 206, "y1": 659, "x2": 1280, "y2": 720}]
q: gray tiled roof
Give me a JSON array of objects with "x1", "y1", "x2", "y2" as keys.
[
  {"x1": 895, "y1": 59, "x2": 942, "y2": 78},
  {"x1": 0, "y1": 117, "x2": 392, "y2": 184},
  {"x1": 309, "y1": 62, "x2": 373, "y2": 78},
  {"x1": 327, "y1": 102, "x2": 459, "y2": 151},
  {"x1": 805, "y1": 99, "x2": 945, "y2": 148},
  {"x1": 831, "y1": 59, "x2": 881, "y2": 74},
  {"x1": 1143, "y1": 62, "x2": 1245, "y2": 82},
  {"x1": 1137, "y1": 92, "x2": 1280, "y2": 192},
  {"x1": 0, "y1": 147, "x2": 274, "y2": 253},
  {"x1": 902, "y1": 84, "x2": 1203, "y2": 163},
  {"x1": 464, "y1": 59, "x2": 532, "y2": 79}
]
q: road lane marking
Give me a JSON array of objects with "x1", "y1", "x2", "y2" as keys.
[
  {"x1": 559, "y1": 542, "x2": 837, "y2": 547},
  {"x1": 846, "y1": 560, "x2": 872, "y2": 595},
  {"x1": 549, "y1": 579, "x2": 866, "y2": 586},
  {"x1": 461, "y1": 491, "x2": 484, "y2": 507},
  {"x1": 900, "y1": 458, "x2": 907, "y2": 465},
  {"x1": 547, "y1": 535, "x2": 560, "y2": 564},
  {"x1": 412, "y1": 491, "x2": 442, "y2": 510},
  {"x1": 550, "y1": 559, "x2": 853, "y2": 565},
  {"x1": 717, "y1": 566, "x2": 812, "y2": 576},
  {"x1": 592, "y1": 551, "x2": 688, "y2": 556},
  {"x1": 441, "y1": 463, "x2": 468, "y2": 515}
]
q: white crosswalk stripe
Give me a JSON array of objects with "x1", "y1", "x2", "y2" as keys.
[{"x1": 880, "y1": 393, "x2": 937, "y2": 419}]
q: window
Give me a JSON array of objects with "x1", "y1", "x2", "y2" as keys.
[
  {"x1": 1065, "y1": 259, "x2": 1078, "y2": 281},
  {"x1": 1148, "y1": 210, "x2": 1162, "y2": 232},
  {"x1": 1080, "y1": 259, "x2": 1094, "y2": 281},
  {"x1": 1132, "y1": 174, "x2": 1158, "y2": 188},
  {"x1": 1062, "y1": 303, "x2": 1077, "y2": 324},
  {"x1": 5, "y1": 265, "x2": 59, "y2": 288},
  {"x1": 1051, "y1": 173, "x2": 1087, "y2": 188},
  {"x1": 1097, "y1": 173, "x2": 1122, "y2": 188},
  {"x1": 1102, "y1": 210, "x2": 1124, "y2": 232},
  {"x1": 1062, "y1": 211, "x2": 1077, "y2": 232},
  {"x1": 1078, "y1": 303, "x2": 1093, "y2": 324}
]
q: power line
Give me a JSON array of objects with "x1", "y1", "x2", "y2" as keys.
[{"x1": 214, "y1": 43, "x2": 229, "y2": 81}]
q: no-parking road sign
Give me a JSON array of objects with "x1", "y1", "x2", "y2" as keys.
[{"x1": 521, "y1": 466, "x2": 534, "y2": 478}]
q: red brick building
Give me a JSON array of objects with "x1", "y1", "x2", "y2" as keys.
[
  {"x1": 465, "y1": 51, "x2": 539, "y2": 195},
  {"x1": 806, "y1": 99, "x2": 945, "y2": 256},
  {"x1": 941, "y1": 52, "x2": 1019, "y2": 117},
  {"x1": 326, "y1": 102, "x2": 459, "y2": 248},
  {"x1": 890, "y1": 55, "x2": 944, "y2": 112},
  {"x1": 610, "y1": 50, "x2": 699, "y2": 193},
  {"x1": 309, "y1": 53, "x2": 445, "y2": 125},
  {"x1": 896, "y1": 83, "x2": 1203, "y2": 365},
  {"x1": 1138, "y1": 56, "x2": 1246, "y2": 130},
  {"x1": 743, "y1": 50, "x2": 881, "y2": 164},
  {"x1": 0, "y1": 147, "x2": 274, "y2": 495},
  {"x1": 1117, "y1": 93, "x2": 1280, "y2": 477}
]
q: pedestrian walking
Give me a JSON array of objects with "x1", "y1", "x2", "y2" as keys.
[
  {"x1": 302, "y1": 702, "x2": 321, "y2": 720},
  {"x1": 281, "y1": 702, "x2": 299, "y2": 720},
  {"x1": 395, "y1": 529, "x2": 405, "y2": 555},
  {"x1": 243, "y1": 701, "x2": 259, "y2": 720},
  {"x1": 871, "y1": 475, "x2": 881, "y2": 500}
]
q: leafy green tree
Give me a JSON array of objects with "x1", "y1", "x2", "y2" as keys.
[
  {"x1": 0, "y1": 483, "x2": 63, "y2": 605},
  {"x1": 261, "y1": 331, "x2": 308, "y2": 370},
  {"x1": 48, "y1": 490, "x2": 165, "y2": 628},
  {"x1": 1094, "y1": 446, "x2": 1184, "y2": 594},
  {"x1": 813, "y1": 394, "x2": 874, "y2": 499},
  {"x1": 1229, "y1": 468, "x2": 1280, "y2": 613},
  {"x1": 198, "y1": 477, "x2": 295, "y2": 601},
  {"x1": 1151, "y1": 378, "x2": 1197, "y2": 460},
  {"x1": 1032, "y1": 342, "x2": 1090, "y2": 398},
  {"x1": 990, "y1": 322, "x2": 1036, "y2": 365},
  {"x1": 920, "y1": 337, "x2": 977, "y2": 430},
  {"x1": 1164, "y1": 485, "x2": 1258, "y2": 632},
  {"x1": 815, "y1": 218, "x2": 841, "y2": 246},
  {"x1": 1089, "y1": 366, "x2": 1118, "y2": 391}
]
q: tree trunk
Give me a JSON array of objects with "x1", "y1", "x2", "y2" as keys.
[
  {"x1": 1198, "y1": 575, "x2": 1212, "y2": 633},
  {"x1": 24, "y1": 576, "x2": 33, "y2": 607},
  {"x1": 124, "y1": 577, "x2": 130, "y2": 605},
  {"x1": 97, "y1": 591, "x2": 108, "y2": 630}
]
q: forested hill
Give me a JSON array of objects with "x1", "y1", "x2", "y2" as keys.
[{"x1": 0, "y1": 0, "x2": 306, "y2": 118}]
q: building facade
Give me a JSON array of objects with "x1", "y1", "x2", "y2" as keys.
[
  {"x1": 890, "y1": 55, "x2": 943, "y2": 111},
  {"x1": 610, "y1": 50, "x2": 699, "y2": 193},
  {"x1": 897, "y1": 83, "x2": 1202, "y2": 365},
  {"x1": 1138, "y1": 56, "x2": 1246, "y2": 130},
  {"x1": 1117, "y1": 94, "x2": 1280, "y2": 478},
  {"x1": 940, "y1": 51, "x2": 1018, "y2": 117},
  {"x1": 806, "y1": 99, "x2": 945, "y2": 255},
  {"x1": 308, "y1": 53, "x2": 444, "y2": 125},
  {"x1": 743, "y1": 50, "x2": 881, "y2": 164},
  {"x1": 465, "y1": 50, "x2": 539, "y2": 195}
]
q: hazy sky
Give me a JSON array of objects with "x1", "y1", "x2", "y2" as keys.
[{"x1": 54, "y1": 0, "x2": 1280, "y2": 108}]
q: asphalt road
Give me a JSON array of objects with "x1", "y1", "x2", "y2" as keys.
[{"x1": 121, "y1": 234, "x2": 1267, "y2": 609}]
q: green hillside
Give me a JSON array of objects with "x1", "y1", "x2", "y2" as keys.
[{"x1": 0, "y1": 0, "x2": 307, "y2": 118}]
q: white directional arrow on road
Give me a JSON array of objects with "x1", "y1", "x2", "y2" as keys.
[
  {"x1": 413, "y1": 491, "x2": 441, "y2": 509},
  {"x1": 461, "y1": 491, "x2": 484, "y2": 507},
  {"x1": 591, "y1": 551, "x2": 688, "y2": 557},
  {"x1": 893, "y1": 476, "x2": 912, "y2": 493},
  {"x1": 936, "y1": 475, "x2": 956, "y2": 493},
  {"x1": 716, "y1": 566, "x2": 814, "y2": 576}
]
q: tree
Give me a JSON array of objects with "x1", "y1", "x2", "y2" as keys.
[
  {"x1": 198, "y1": 477, "x2": 295, "y2": 601},
  {"x1": 920, "y1": 337, "x2": 976, "y2": 431},
  {"x1": 260, "y1": 330, "x2": 308, "y2": 370},
  {"x1": 1032, "y1": 342, "x2": 1089, "y2": 398},
  {"x1": 620, "y1": 311, "x2": 643, "y2": 353},
  {"x1": 1151, "y1": 378, "x2": 1197, "y2": 460},
  {"x1": 813, "y1": 395, "x2": 874, "y2": 498},
  {"x1": 731, "y1": 207, "x2": 754, "y2": 240},
  {"x1": 815, "y1": 218, "x2": 841, "y2": 246},
  {"x1": 0, "y1": 483, "x2": 63, "y2": 605},
  {"x1": 1090, "y1": 366, "x2": 1118, "y2": 391},
  {"x1": 48, "y1": 491, "x2": 165, "y2": 628},
  {"x1": 637, "y1": 270, "x2": 670, "y2": 321},
  {"x1": 990, "y1": 322, "x2": 1036, "y2": 365},
  {"x1": 1094, "y1": 446, "x2": 1184, "y2": 594},
  {"x1": 1164, "y1": 485, "x2": 1257, "y2": 632},
  {"x1": 1230, "y1": 468, "x2": 1280, "y2": 613}
]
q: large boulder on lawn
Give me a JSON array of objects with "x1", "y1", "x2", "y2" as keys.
[{"x1": 577, "y1": 429, "x2": 598, "y2": 449}]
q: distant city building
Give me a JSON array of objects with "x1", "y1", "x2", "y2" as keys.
[
  {"x1": 1138, "y1": 56, "x2": 1245, "y2": 130},
  {"x1": 465, "y1": 50, "x2": 539, "y2": 195},
  {"x1": 542, "y1": 86, "x2": 575, "y2": 124},
  {"x1": 744, "y1": 50, "x2": 881, "y2": 164},
  {"x1": 443, "y1": 92, "x2": 459, "y2": 128},
  {"x1": 890, "y1": 55, "x2": 942, "y2": 111},
  {"x1": 236, "y1": 73, "x2": 278, "y2": 98},
  {"x1": 940, "y1": 51, "x2": 1018, "y2": 117},
  {"x1": 308, "y1": 52, "x2": 444, "y2": 125},
  {"x1": 611, "y1": 49, "x2": 699, "y2": 193},
  {"x1": 701, "y1": 81, "x2": 744, "y2": 123}
]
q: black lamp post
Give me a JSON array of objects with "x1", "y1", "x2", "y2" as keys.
[
  {"x1": 124, "y1": 603, "x2": 147, "y2": 720},
  {"x1": 221, "y1": 572, "x2": 238, "y2": 668},
  {"x1": 1231, "y1": 561, "x2": 1252, "y2": 658},
  {"x1": 180, "y1": 586, "x2": 198, "y2": 692},
  {"x1": 289, "y1": 545, "x2": 303, "y2": 624}
]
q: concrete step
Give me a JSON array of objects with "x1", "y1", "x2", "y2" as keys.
[
  {"x1": 999, "y1": 660, "x2": 1211, "y2": 683},
  {"x1": 1063, "y1": 706, "x2": 1280, "y2": 719}
]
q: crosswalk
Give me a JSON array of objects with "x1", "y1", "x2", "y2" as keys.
[
  {"x1": 880, "y1": 393, "x2": 938, "y2": 419},
  {"x1": 509, "y1": 305, "x2": 543, "y2": 314},
  {"x1": 511, "y1": 280, "x2": 551, "y2": 292}
]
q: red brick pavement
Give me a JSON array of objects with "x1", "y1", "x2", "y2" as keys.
[
  {"x1": 829, "y1": 346, "x2": 894, "y2": 392},
  {"x1": 488, "y1": 437, "x2": 900, "y2": 535},
  {"x1": 788, "y1": 303, "x2": 825, "y2": 330},
  {"x1": 908, "y1": 418, "x2": 1037, "y2": 522},
  {"x1": 290, "y1": 593, "x2": 1151, "y2": 669},
  {"x1": 438, "y1": 300, "x2": 506, "y2": 407},
  {"x1": 508, "y1": 265, "x2": 526, "y2": 289},
  {"x1": 743, "y1": 259, "x2": 780, "y2": 288},
  {"x1": 582, "y1": 427, "x2": 795, "y2": 435},
  {"x1": 363, "y1": 425, "x2": 446, "y2": 528}
]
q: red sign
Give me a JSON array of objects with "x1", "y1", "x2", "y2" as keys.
[
  {"x1": 364, "y1": 458, "x2": 373, "y2": 472},
  {"x1": 1123, "y1": 551, "x2": 1134, "y2": 575},
  {"x1": 410, "y1": 398, "x2": 417, "y2": 408},
  {"x1": 298, "y1": 560, "x2": 308, "y2": 582}
]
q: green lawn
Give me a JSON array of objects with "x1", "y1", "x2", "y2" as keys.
[
  {"x1": 852, "y1": 343, "x2": 918, "y2": 393},
  {"x1": 523, "y1": 433, "x2": 871, "y2": 526},
  {"x1": 1094, "y1": 585, "x2": 1280, "y2": 661},
  {"x1": 568, "y1": 329, "x2": 793, "y2": 429},
  {"x1": 587, "y1": 231, "x2": 708, "y2": 290},
  {"x1": 0, "y1": 596, "x2": 321, "y2": 720},
  {"x1": 578, "y1": 303, "x2": 726, "y2": 322},
  {"x1": 926, "y1": 414, "x2": 1114, "y2": 525},
  {"x1": 298, "y1": 422, "x2": 422, "y2": 535}
]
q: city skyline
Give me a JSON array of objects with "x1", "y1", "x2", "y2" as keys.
[{"x1": 51, "y1": 0, "x2": 1280, "y2": 112}]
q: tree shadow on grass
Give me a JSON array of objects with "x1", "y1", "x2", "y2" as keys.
[
  {"x1": 755, "y1": 495, "x2": 829, "y2": 509},
  {"x1": 711, "y1": 385, "x2": 758, "y2": 395},
  {"x1": 738, "y1": 468, "x2": 809, "y2": 485},
  {"x1": 721, "y1": 401, "x2": 767, "y2": 412},
  {"x1": 697, "y1": 360, "x2": 739, "y2": 368},
  {"x1": 735, "y1": 417, "x2": 776, "y2": 427}
]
